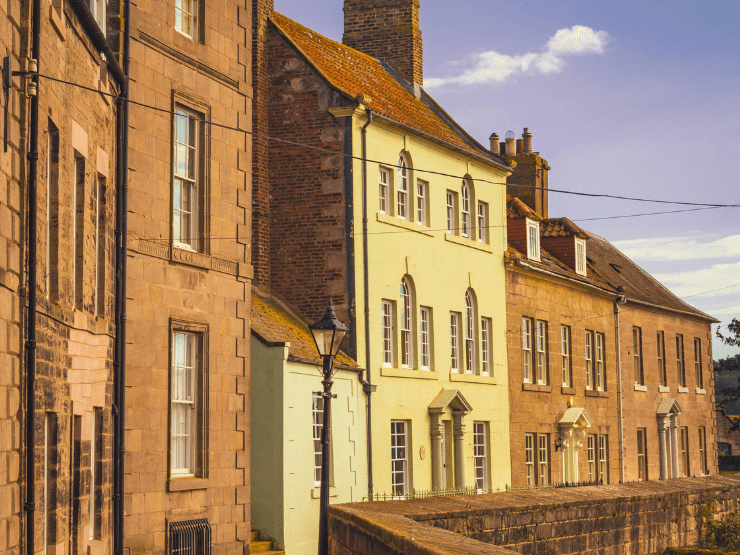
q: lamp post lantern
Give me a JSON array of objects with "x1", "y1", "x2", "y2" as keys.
[{"x1": 309, "y1": 300, "x2": 347, "y2": 555}]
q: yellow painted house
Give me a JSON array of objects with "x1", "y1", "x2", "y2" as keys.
[{"x1": 252, "y1": 5, "x2": 514, "y2": 553}]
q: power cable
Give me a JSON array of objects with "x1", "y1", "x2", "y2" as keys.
[{"x1": 30, "y1": 72, "x2": 740, "y2": 209}]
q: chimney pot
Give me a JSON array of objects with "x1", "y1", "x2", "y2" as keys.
[
  {"x1": 516, "y1": 139, "x2": 523, "y2": 155},
  {"x1": 489, "y1": 133, "x2": 500, "y2": 153},
  {"x1": 499, "y1": 142, "x2": 505, "y2": 156},
  {"x1": 505, "y1": 137, "x2": 516, "y2": 157},
  {"x1": 522, "y1": 128, "x2": 533, "y2": 154}
]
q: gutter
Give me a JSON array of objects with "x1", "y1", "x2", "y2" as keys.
[
  {"x1": 614, "y1": 295, "x2": 627, "y2": 483},
  {"x1": 370, "y1": 113, "x2": 511, "y2": 174},
  {"x1": 360, "y1": 109, "x2": 376, "y2": 498},
  {"x1": 113, "y1": 0, "x2": 131, "y2": 553},
  {"x1": 24, "y1": 0, "x2": 41, "y2": 553},
  {"x1": 67, "y1": 0, "x2": 125, "y2": 84},
  {"x1": 624, "y1": 297, "x2": 720, "y2": 324}
]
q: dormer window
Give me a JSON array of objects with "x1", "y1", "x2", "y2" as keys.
[
  {"x1": 575, "y1": 238, "x2": 586, "y2": 276},
  {"x1": 526, "y1": 219, "x2": 540, "y2": 261}
]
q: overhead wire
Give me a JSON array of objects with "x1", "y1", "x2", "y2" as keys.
[{"x1": 29, "y1": 71, "x2": 740, "y2": 210}]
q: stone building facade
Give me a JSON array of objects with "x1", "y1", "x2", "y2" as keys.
[
  {"x1": 503, "y1": 129, "x2": 718, "y2": 487},
  {"x1": 114, "y1": 0, "x2": 253, "y2": 553},
  {"x1": 716, "y1": 406, "x2": 740, "y2": 456},
  {"x1": 506, "y1": 199, "x2": 621, "y2": 487},
  {"x1": 2, "y1": 2, "x2": 122, "y2": 555}
]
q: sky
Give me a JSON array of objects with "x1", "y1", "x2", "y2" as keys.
[{"x1": 274, "y1": 0, "x2": 740, "y2": 359}]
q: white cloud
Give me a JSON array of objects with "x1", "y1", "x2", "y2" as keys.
[
  {"x1": 425, "y1": 25, "x2": 609, "y2": 89},
  {"x1": 710, "y1": 306, "x2": 740, "y2": 316},
  {"x1": 652, "y1": 261, "x2": 740, "y2": 298},
  {"x1": 612, "y1": 234, "x2": 740, "y2": 261}
]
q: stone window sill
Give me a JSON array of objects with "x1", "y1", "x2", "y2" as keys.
[
  {"x1": 678, "y1": 387, "x2": 689, "y2": 394},
  {"x1": 167, "y1": 477, "x2": 211, "y2": 492},
  {"x1": 380, "y1": 367, "x2": 439, "y2": 380},
  {"x1": 585, "y1": 389, "x2": 609, "y2": 398},
  {"x1": 444, "y1": 233, "x2": 493, "y2": 253},
  {"x1": 696, "y1": 388, "x2": 706, "y2": 395},
  {"x1": 522, "y1": 382, "x2": 551, "y2": 393},
  {"x1": 376, "y1": 213, "x2": 434, "y2": 236},
  {"x1": 449, "y1": 372, "x2": 498, "y2": 385},
  {"x1": 634, "y1": 384, "x2": 647, "y2": 392},
  {"x1": 561, "y1": 387, "x2": 576, "y2": 395},
  {"x1": 311, "y1": 487, "x2": 338, "y2": 499},
  {"x1": 659, "y1": 386, "x2": 670, "y2": 393}
]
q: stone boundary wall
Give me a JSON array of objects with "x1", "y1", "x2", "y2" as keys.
[{"x1": 328, "y1": 476, "x2": 740, "y2": 555}]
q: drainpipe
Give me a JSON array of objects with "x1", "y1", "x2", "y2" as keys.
[
  {"x1": 113, "y1": 1, "x2": 131, "y2": 553},
  {"x1": 360, "y1": 109, "x2": 376, "y2": 498},
  {"x1": 24, "y1": 0, "x2": 41, "y2": 552},
  {"x1": 614, "y1": 294, "x2": 627, "y2": 482}
]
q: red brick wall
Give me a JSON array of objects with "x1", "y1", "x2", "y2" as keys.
[
  {"x1": 252, "y1": 0, "x2": 275, "y2": 289},
  {"x1": 507, "y1": 218, "x2": 527, "y2": 256},
  {"x1": 343, "y1": 0, "x2": 423, "y2": 85},
  {"x1": 264, "y1": 25, "x2": 356, "y2": 324},
  {"x1": 541, "y1": 235, "x2": 576, "y2": 270}
]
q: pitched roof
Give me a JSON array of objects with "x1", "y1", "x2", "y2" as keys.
[
  {"x1": 540, "y1": 218, "x2": 589, "y2": 239},
  {"x1": 585, "y1": 234, "x2": 718, "y2": 322},
  {"x1": 506, "y1": 195, "x2": 542, "y2": 221},
  {"x1": 270, "y1": 12, "x2": 505, "y2": 166},
  {"x1": 251, "y1": 287, "x2": 358, "y2": 368}
]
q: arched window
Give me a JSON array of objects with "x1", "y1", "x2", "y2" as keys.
[
  {"x1": 465, "y1": 291, "x2": 476, "y2": 374},
  {"x1": 397, "y1": 154, "x2": 409, "y2": 220},
  {"x1": 400, "y1": 277, "x2": 413, "y2": 368},
  {"x1": 461, "y1": 180, "x2": 471, "y2": 237}
]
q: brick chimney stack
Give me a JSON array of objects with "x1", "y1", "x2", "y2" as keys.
[
  {"x1": 343, "y1": 0, "x2": 423, "y2": 85},
  {"x1": 506, "y1": 128, "x2": 550, "y2": 219}
]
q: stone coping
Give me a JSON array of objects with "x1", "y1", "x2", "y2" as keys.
[{"x1": 328, "y1": 475, "x2": 740, "y2": 555}]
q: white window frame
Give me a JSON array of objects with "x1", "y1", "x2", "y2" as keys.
[
  {"x1": 400, "y1": 279, "x2": 413, "y2": 369},
  {"x1": 676, "y1": 334, "x2": 685, "y2": 387},
  {"x1": 595, "y1": 332, "x2": 605, "y2": 391},
  {"x1": 473, "y1": 422, "x2": 489, "y2": 492},
  {"x1": 420, "y1": 307, "x2": 431, "y2": 371},
  {"x1": 171, "y1": 331, "x2": 197, "y2": 476},
  {"x1": 397, "y1": 154, "x2": 409, "y2": 220},
  {"x1": 379, "y1": 167, "x2": 390, "y2": 214},
  {"x1": 391, "y1": 420, "x2": 409, "y2": 498},
  {"x1": 536, "y1": 320, "x2": 547, "y2": 385},
  {"x1": 173, "y1": 107, "x2": 200, "y2": 251},
  {"x1": 587, "y1": 434, "x2": 596, "y2": 482},
  {"x1": 446, "y1": 191, "x2": 456, "y2": 234},
  {"x1": 561, "y1": 325, "x2": 571, "y2": 387},
  {"x1": 312, "y1": 393, "x2": 324, "y2": 487},
  {"x1": 585, "y1": 330, "x2": 594, "y2": 390},
  {"x1": 175, "y1": 0, "x2": 197, "y2": 39},
  {"x1": 525, "y1": 433, "x2": 535, "y2": 486},
  {"x1": 538, "y1": 434, "x2": 549, "y2": 486},
  {"x1": 680, "y1": 427, "x2": 690, "y2": 477},
  {"x1": 481, "y1": 317, "x2": 491, "y2": 377},
  {"x1": 598, "y1": 435, "x2": 608, "y2": 483},
  {"x1": 637, "y1": 428, "x2": 647, "y2": 481},
  {"x1": 575, "y1": 238, "x2": 587, "y2": 276},
  {"x1": 522, "y1": 317, "x2": 533, "y2": 383},
  {"x1": 461, "y1": 180, "x2": 471, "y2": 238},
  {"x1": 465, "y1": 292, "x2": 476, "y2": 375},
  {"x1": 634, "y1": 327, "x2": 644, "y2": 385},
  {"x1": 416, "y1": 180, "x2": 427, "y2": 225},
  {"x1": 477, "y1": 202, "x2": 487, "y2": 243},
  {"x1": 526, "y1": 219, "x2": 540, "y2": 261},
  {"x1": 657, "y1": 331, "x2": 667, "y2": 386},
  {"x1": 382, "y1": 300, "x2": 394, "y2": 368},
  {"x1": 450, "y1": 312, "x2": 460, "y2": 373},
  {"x1": 699, "y1": 426, "x2": 707, "y2": 475},
  {"x1": 694, "y1": 337, "x2": 703, "y2": 388}
]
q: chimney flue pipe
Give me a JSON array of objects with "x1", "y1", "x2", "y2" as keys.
[
  {"x1": 523, "y1": 127, "x2": 533, "y2": 154},
  {"x1": 489, "y1": 133, "x2": 499, "y2": 153},
  {"x1": 505, "y1": 137, "x2": 516, "y2": 156}
]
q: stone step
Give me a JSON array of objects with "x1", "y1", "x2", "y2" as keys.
[
  {"x1": 251, "y1": 540, "x2": 277, "y2": 553},
  {"x1": 250, "y1": 530, "x2": 260, "y2": 542}
]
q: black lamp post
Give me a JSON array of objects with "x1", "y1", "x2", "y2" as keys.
[{"x1": 309, "y1": 300, "x2": 347, "y2": 555}]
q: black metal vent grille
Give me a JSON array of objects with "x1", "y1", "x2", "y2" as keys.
[{"x1": 169, "y1": 519, "x2": 212, "y2": 555}]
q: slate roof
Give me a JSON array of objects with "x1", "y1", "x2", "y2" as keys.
[
  {"x1": 251, "y1": 287, "x2": 358, "y2": 368},
  {"x1": 270, "y1": 12, "x2": 505, "y2": 166},
  {"x1": 584, "y1": 234, "x2": 718, "y2": 322}
]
